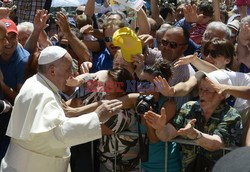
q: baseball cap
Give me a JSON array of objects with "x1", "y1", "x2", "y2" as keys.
[
  {"x1": 213, "y1": 147, "x2": 250, "y2": 172},
  {"x1": 38, "y1": 46, "x2": 67, "y2": 65},
  {"x1": 195, "y1": 70, "x2": 232, "y2": 85},
  {"x1": 112, "y1": 27, "x2": 142, "y2": 62},
  {"x1": 0, "y1": 18, "x2": 17, "y2": 34}
]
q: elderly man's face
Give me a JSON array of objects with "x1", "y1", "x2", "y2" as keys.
[
  {"x1": 202, "y1": 28, "x2": 227, "y2": 44},
  {"x1": 160, "y1": 28, "x2": 187, "y2": 62},
  {"x1": 53, "y1": 53, "x2": 73, "y2": 91},
  {"x1": 18, "y1": 30, "x2": 31, "y2": 47},
  {"x1": 199, "y1": 78, "x2": 224, "y2": 111}
]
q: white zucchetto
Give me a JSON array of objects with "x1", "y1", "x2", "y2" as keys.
[{"x1": 38, "y1": 46, "x2": 67, "y2": 65}]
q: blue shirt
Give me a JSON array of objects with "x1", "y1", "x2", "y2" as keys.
[
  {"x1": 0, "y1": 44, "x2": 30, "y2": 98},
  {"x1": 175, "y1": 18, "x2": 200, "y2": 56},
  {"x1": 90, "y1": 48, "x2": 113, "y2": 73}
]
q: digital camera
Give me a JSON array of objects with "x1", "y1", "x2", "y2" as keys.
[{"x1": 136, "y1": 95, "x2": 158, "y2": 115}]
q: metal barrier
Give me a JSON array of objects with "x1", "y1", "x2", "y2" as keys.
[{"x1": 111, "y1": 131, "x2": 238, "y2": 172}]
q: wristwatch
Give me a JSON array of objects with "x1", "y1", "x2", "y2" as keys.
[{"x1": 195, "y1": 131, "x2": 203, "y2": 140}]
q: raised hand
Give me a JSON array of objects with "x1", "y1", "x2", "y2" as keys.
[
  {"x1": 183, "y1": 4, "x2": 198, "y2": 23},
  {"x1": 174, "y1": 53, "x2": 198, "y2": 68},
  {"x1": 34, "y1": 9, "x2": 49, "y2": 31},
  {"x1": 238, "y1": 22, "x2": 250, "y2": 47},
  {"x1": 80, "y1": 61, "x2": 93, "y2": 74},
  {"x1": 177, "y1": 119, "x2": 198, "y2": 139},
  {"x1": 138, "y1": 34, "x2": 154, "y2": 47},
  {"x1": 80, "y1": 24, "x2": 94, "y2": 34},
  {"x1": 153, "y1": 76, "x2": 175, "y2": 96},
  {"x1": 144, "y1": 107, "x2": 167, "y2": 131},
  {"x1": 0, "y1": 7, "x2": 10, "y2": 19},
  {"x1": 56, "y1": 12, "x2": 71, "y2": 36}
]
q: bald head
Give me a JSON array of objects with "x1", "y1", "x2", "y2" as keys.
[{"x1": 0, "y1": 21, "x2": 7, "y2": 55}]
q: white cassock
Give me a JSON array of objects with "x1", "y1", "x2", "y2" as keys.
[{"x1": 0, "y1": 73, "x2": 102, "y2": 172}]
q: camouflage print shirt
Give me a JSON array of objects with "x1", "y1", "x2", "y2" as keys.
[{"x1": 171, "y1": 101, "x2": 242, "y2": 169}]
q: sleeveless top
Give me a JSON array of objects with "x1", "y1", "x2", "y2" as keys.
[{"x1": 140, "y1": 95, "x2": 181, "y2": 172}]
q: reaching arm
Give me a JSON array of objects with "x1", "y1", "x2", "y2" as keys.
[
  {"x1": 115, "y1": 93, "x2": 140, "y2": 109},
  {"x1": 137, "y1": 8, "x2": 150, "y2": 35},
  {"x1": 84, "y1": 0, "x2": 95, "y2": 18},
  {"x1": 56, "y1": 12, "x2": 90, "y2": 62},
  {"x1": 212, "y1": 0, "x2": 220, "y2": 21},
  {"x1": 195, "y1": 132, "x2": 224, "y2": 151},
  {"x1": 145, "y1": 101, "x2": 176, "y2": 143},
  {"x1": 210, "y1": 80, "x2": 250, "y2": 100},
  {"x1": 150, "y1": 0, "x2": 164, "y2": 26},
  {"x1": 174, "y1": 53, "x2": 219, "y2": 73},
  {"x1": 154, "y1": 75, "x2": 198, "y2": 97},
  {"x1": 144, "y1": 108, "x2": 178, "y2": 142},
  {"x1": 24, "y1": 9, "x2": 49, "y2": 54}
]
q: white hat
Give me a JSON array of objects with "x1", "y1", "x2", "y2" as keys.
[
  {"x1": 195, "y1": 70, "x2": 232, "y2": 85},
  {"x1": 38, "y1": 46, "x2": 67, "y2": 65}
]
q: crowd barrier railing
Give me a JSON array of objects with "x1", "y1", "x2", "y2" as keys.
[{"x1": 112, "y1": 131, "x2": 238, "y2": 172}]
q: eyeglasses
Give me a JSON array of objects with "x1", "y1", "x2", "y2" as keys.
[
  {"x1": 161, "y1": 39, "x2": 186, "y2": 49},
  {"x1": 203, "y1": 49, "x2": 220, "y2": 58},
  {"x1": 104, "y1": 37, "x2": 112, "y2": 42},
  {"x1": 199, "y1": 88, "x2": 216, "y2": 94},
  {"x1": 76, "y1": 10, "x2": 84, "y2": 15}
]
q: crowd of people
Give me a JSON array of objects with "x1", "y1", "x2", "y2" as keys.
[{"x1": 0, "y1": 0, "x2": 249, "y2": 172}]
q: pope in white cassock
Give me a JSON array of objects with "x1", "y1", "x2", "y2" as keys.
[{"x1": 0, "y1": 46, "x2": 122, "y2": 172}]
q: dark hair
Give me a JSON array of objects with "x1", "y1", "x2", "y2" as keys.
[
  {"x1": 106, "y1": 11, "x2": 126, "y2": 20},
  {"x1": 108, "y1": 67, "x2": 133, "y2": 93},
  {"x1": 197, "y1": 1, "x2": 214, "y2": 17},
  {"x1": 181, "y1": 26, "x2": 190, "y2": 44},
  {"x1": 144, "y1": 61, "x2": 172, "y2": 81},
  {"x1": 160, "y1": 3, "x2": 175, "y2": 20},
  {"x1": 202, "y1": 38, "x2": 234, "y2": 68}
]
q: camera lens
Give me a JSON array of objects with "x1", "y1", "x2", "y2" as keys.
[{"x1": 136, "y1": 101, "x2": 150, "y2": 114}]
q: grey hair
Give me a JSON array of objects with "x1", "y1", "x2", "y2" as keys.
[
  {"x1": 156, "y1": 24, "x2": 172, "y2": 35},
  {"x1": 37, "y1": 64, "x2": 48, "y2": 74},
  {"x1": 17, "y1": 22, "x2": 34, "y2": 34},
  {"x1": 206, "y1": 21, "x2": 232, "y2": 40},
  {"x1": 37, "y1": 57, "x2": 65, "y2": 74},
  {"x1": 241, "y1": 16, "x2": 250, "y2": 25}
]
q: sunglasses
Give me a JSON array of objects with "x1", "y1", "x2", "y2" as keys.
[
  {"x1": 76, "y1": 10, "x2": 84, "y2": 15},
  {"x1": 104, "y1": 37, "x2": 112, "y2": 42},
  {"x1": 203, "y1": 49, "x2": 219, "y2": 58},
  {"x1": 161, "y1": 39, "x2": 186, "y2": 49}
]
